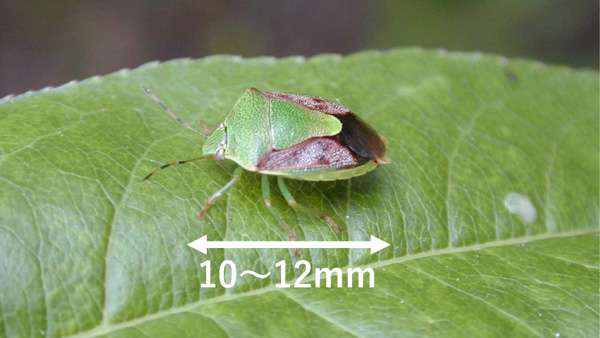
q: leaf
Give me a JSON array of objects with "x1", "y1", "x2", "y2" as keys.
[{"x1": 0, "y1": 49, "x2": 598, "y2": 338}]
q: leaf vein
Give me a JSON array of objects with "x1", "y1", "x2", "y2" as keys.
[{"x1": 62, "y1": 229, "x2": 597, "y2": 338}]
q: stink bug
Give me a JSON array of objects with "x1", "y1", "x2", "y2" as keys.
[{"x1": 142, "y1": 87, "x2": 388, "y2": 247}]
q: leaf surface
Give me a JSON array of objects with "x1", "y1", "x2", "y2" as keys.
[{"x1": 0, "y1": 49, "x2": 598, "y2": 338}]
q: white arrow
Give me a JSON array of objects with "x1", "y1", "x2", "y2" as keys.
[{"x1": 187, "y1": 235, "x2": 390, "y2": 255}]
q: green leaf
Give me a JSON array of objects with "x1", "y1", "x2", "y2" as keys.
[{"x1": 0, "y1": 49, "x2": 598, "y2": 338}]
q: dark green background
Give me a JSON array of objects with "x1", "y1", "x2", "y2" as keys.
[{"x1": 1, "y1": 0, "x2": 598, "y2": 96}]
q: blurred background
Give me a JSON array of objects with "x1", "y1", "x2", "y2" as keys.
[{"x1": 1, "y1": 0, "x2": 598, "y2": 97}]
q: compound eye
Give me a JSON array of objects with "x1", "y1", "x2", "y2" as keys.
[{"x1": 215, "y1": 148, "x2": 225, "y2": 161}]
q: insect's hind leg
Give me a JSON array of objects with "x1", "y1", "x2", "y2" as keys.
[
  {"x1": 262, "y1": 175, "x2": 299, "y2": 257},
  {"x1": 199, "y1": 166, "x2": 243, "y2": 218},
  {"x1": 277, "y1": 177, "x2": 342, "y2": 233},
  {"x1": 142, "y1": 156, "x2": 208, "y2": 181}
]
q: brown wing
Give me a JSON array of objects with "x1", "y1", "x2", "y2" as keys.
[
  {"x1": 254, "y1": 88, "x2": 351, "y2": 115},
  {"x1": 336, "y1": 113, "x2": 387, "y2": 163},
  {"x1": 254, "y1": 88, "x2": 388, "y2": 164},
  {"x1": 259, "y1": 137, "x2": 361, "y2": 171}
]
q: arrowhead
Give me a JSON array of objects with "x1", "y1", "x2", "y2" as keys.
[
  {"x1": 370, "y1": 235, "x2": 390, "y2": 254},
  {"x1": 187, "y1": 235, "x2": 208, "y2": 254}
]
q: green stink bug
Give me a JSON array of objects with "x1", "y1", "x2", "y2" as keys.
[{"x1": 142, "y1": 87, "x2": 388, "y2": 245}]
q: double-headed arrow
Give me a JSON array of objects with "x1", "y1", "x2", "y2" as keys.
[{"x1": 188, "y1": 235, "x2": 390, "y2": 255}]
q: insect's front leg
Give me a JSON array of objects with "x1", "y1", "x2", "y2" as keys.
[
  {"x1": 197, "y1": 120, "x2": 215, "y2": 136},
  {"x1": 277, "y1": 177, "x2": 342, "y2": 233},
  {"x1": 198, "y1": 166, "x2": 244, "y2": 218},
  {"x1": 261, "y1": 175, "x2": 299, "y2": 257}
]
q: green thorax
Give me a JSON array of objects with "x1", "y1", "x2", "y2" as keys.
[{"x1": 203, "y1": 88, "x2": 342, "y2": 171}]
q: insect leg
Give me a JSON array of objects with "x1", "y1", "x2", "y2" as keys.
[
  {"x1": 262, "y1": 175, "x2": 299, "y2": 257},
  {"x1": 277, "y1": 177, "x2": 342, "y2": 233},
  {"x1": 198, "y1": 166, "x2": 243, "y2": 218},
  {"x1": 197, "y1": 120, "x2": 214, "y2": 135},
  {"x1": 141, "y1": 85, "x2": 208, "y2": 137},
  {"x1": 142, "y1": 156, "x2": 208, "y2": 181}
]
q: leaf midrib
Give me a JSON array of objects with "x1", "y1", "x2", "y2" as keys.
[{"x1": 64, "y1": 228, "x2": 598, "y2": 338}]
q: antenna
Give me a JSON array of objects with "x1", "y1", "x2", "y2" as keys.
[{"x1": 141, "y1": 85, "x2": 207, "y2": 137}]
